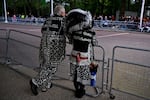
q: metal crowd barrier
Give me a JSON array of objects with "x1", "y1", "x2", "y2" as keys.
[
  {"x1": 109, "y1": 46, "x2": 150, "y2": 100},
  {"x1": 94, "y1": 20, "x2": 139, "y2": 31},
  {"x1": 55, "y1": 44, "x2": 106, "y2": 97},
  {"x1": 87, "y1": 44, "x2": 105, "y2": 97},
  {"x1": 0, "y1": 29, "x2": 9, "y2": 63},
  {"x1": 4, "y1": 29, "x2": 41, "y2": 67},
  {"x1": 0, "y1": 17, "x2": 45, "y2": 25},
  {"x1": 1, "y1": 17, "x2": 139, "y2": 31},
  {"x1": 0, "y1": 29, "x2": 106, "y2": 97}
]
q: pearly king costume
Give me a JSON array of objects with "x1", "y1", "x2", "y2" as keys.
[
  {"x1": 30, "y1": 15, "x2": 66, "y2": 95},
  {"x1": 65, "y1": 9, "x2": 98, "y2": 98}
]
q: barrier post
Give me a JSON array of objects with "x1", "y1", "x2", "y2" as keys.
[{"x1": 5, "y1": 29, "x2": 10, "y2": 64}]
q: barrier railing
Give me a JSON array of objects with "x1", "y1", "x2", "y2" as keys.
[
  {"x1": 0, "y1": 29, "x2": 105, "y2": 97},
  {"x1": 0, "y1": 17, "x2": 45, "y2": 25},
  {"x1": 0, "y1": 29, "x2": 9, "y2": 63},
  {"x1": 56, "y1": 44, "x2": 106, "y2": 97},
  {"x1": 94, "y1": 20, "x2": 139, "y2": 31},
  {"x1": 109, "y1": 46, "x2": 150, "y2": 100},
  {"x1": 88, "y1": 44, "x2": 105, "y2": 97},
  {"x1": 7, "y1": 29, "x2": 41, "y2": 67},
  {"x1": 1, "y1": 17, "x2": 140, "y2": 31}
]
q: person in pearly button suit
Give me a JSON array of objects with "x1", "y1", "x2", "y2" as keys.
[
  {"x1": 30, "y1": 5, "x2": 66, "y2": 95},
  {"x1": 65, "y1": 9, "x2": 98, "y2": 98}
]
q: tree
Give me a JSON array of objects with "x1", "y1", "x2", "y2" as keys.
[
  {"x1": 1, "y1": 0, "x2": 50, "y2": 17},
  {"x1": 120, "y1": 0, "x2": 126, "y2": 17},
  {"x1": 0, "y1": 0, "x2": 149, "y2": 17},
  {"x1": 0, "y1": 0, "x2": 3, "y2": 16}
]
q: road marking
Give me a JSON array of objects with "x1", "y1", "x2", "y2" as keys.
[
  {"x1": 7, "y1": 27, "x2": 40, "y2": 32},
  {"x1": 28, "y1": 29, "x2": 41, "y2": 32},
  {"x1": 97, "y1": 33, "x2": 130, "y2": 38}
]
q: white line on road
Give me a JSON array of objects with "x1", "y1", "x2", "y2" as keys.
[
  {"x1": 97, "y1": 33, "x2": 130, "y2": 38},
  {"x1": 7, "y1": 27, "x2": 40, "y2": 32},
  {"x1": 28, "y1": 29, "x2": 41, "y2": 32}
]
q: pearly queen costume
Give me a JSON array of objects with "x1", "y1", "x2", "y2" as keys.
[
  {"x1": 65, "y1": 9, "x2": 98, "y2": 98},
  {"x1": 31, "y1": 15, "x2": 66, "y2": 94}
]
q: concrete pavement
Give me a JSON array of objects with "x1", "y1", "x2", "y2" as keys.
[
  {"x1": 0, "y1": 64, "x2": 111, "y2": 100},
  {"x1": 0, "y1": 63, "x2": 146, "y2": 100}
]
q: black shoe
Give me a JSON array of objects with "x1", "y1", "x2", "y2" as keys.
[
  {"x1": 30, "y1": 80, "x2": 38, "y2": 95},
  {"x1": 75, "y1": 89, "x2": 85, "y2": 98}
]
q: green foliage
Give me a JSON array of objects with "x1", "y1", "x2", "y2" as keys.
[{"x1": 0, "y1": 0, "x2": 146, "y2": 17}]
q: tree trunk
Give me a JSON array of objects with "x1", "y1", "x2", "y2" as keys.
[{"x1": 120, "y1": 0, "x2": 126, "y2": 17}]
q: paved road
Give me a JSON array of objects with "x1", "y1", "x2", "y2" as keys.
[
  {"x1": 0, "y1": 23, "x2": 150, "y2": 100},
  {"x1": 1, "y1": 23, "x2": 150, "y2": 66},
  {"x1": 0, "y1": 23, "x2": 41, "y2": 36},
  {"x1": 95, "y1": 29, "x2": 150, "y2": 66}
]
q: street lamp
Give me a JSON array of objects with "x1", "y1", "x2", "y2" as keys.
[
  {"x1": 50, "y1": 0, "x2": 53, "y2": 16},
  {"x1": 139, "y1": 0, "x2": 145, "y2": 29},
  {"x1": 46, "y1": 0, "x2": 54, "y2": 16},
  {"x1": 3, "y1": 0, "x2": 8, "y2": 23}
]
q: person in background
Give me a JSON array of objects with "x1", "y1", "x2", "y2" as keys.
[{"x1": 30, "y1": 5, "x2": 66, "y2": 95}]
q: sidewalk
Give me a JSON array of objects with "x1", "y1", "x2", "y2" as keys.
[
  {"x1": 0, "y1": 64, "x2": 110, "y2": 100},
  {"x1": 0, "y1": 63, "x2": 146, "y2": 100}
]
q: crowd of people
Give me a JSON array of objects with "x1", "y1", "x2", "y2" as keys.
[
  {"x1": 92, "y1": 14, "x2": 150, "y2": 32},
  {"x1": 93, "y1": 14, "x2": 150, "y2": 23},
  {"x1": 10, "y1": 12, "x2": 150, "y2": 31},
  {"x1": 11, "y1": 14, "x2": 45, "y2": 23}
]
